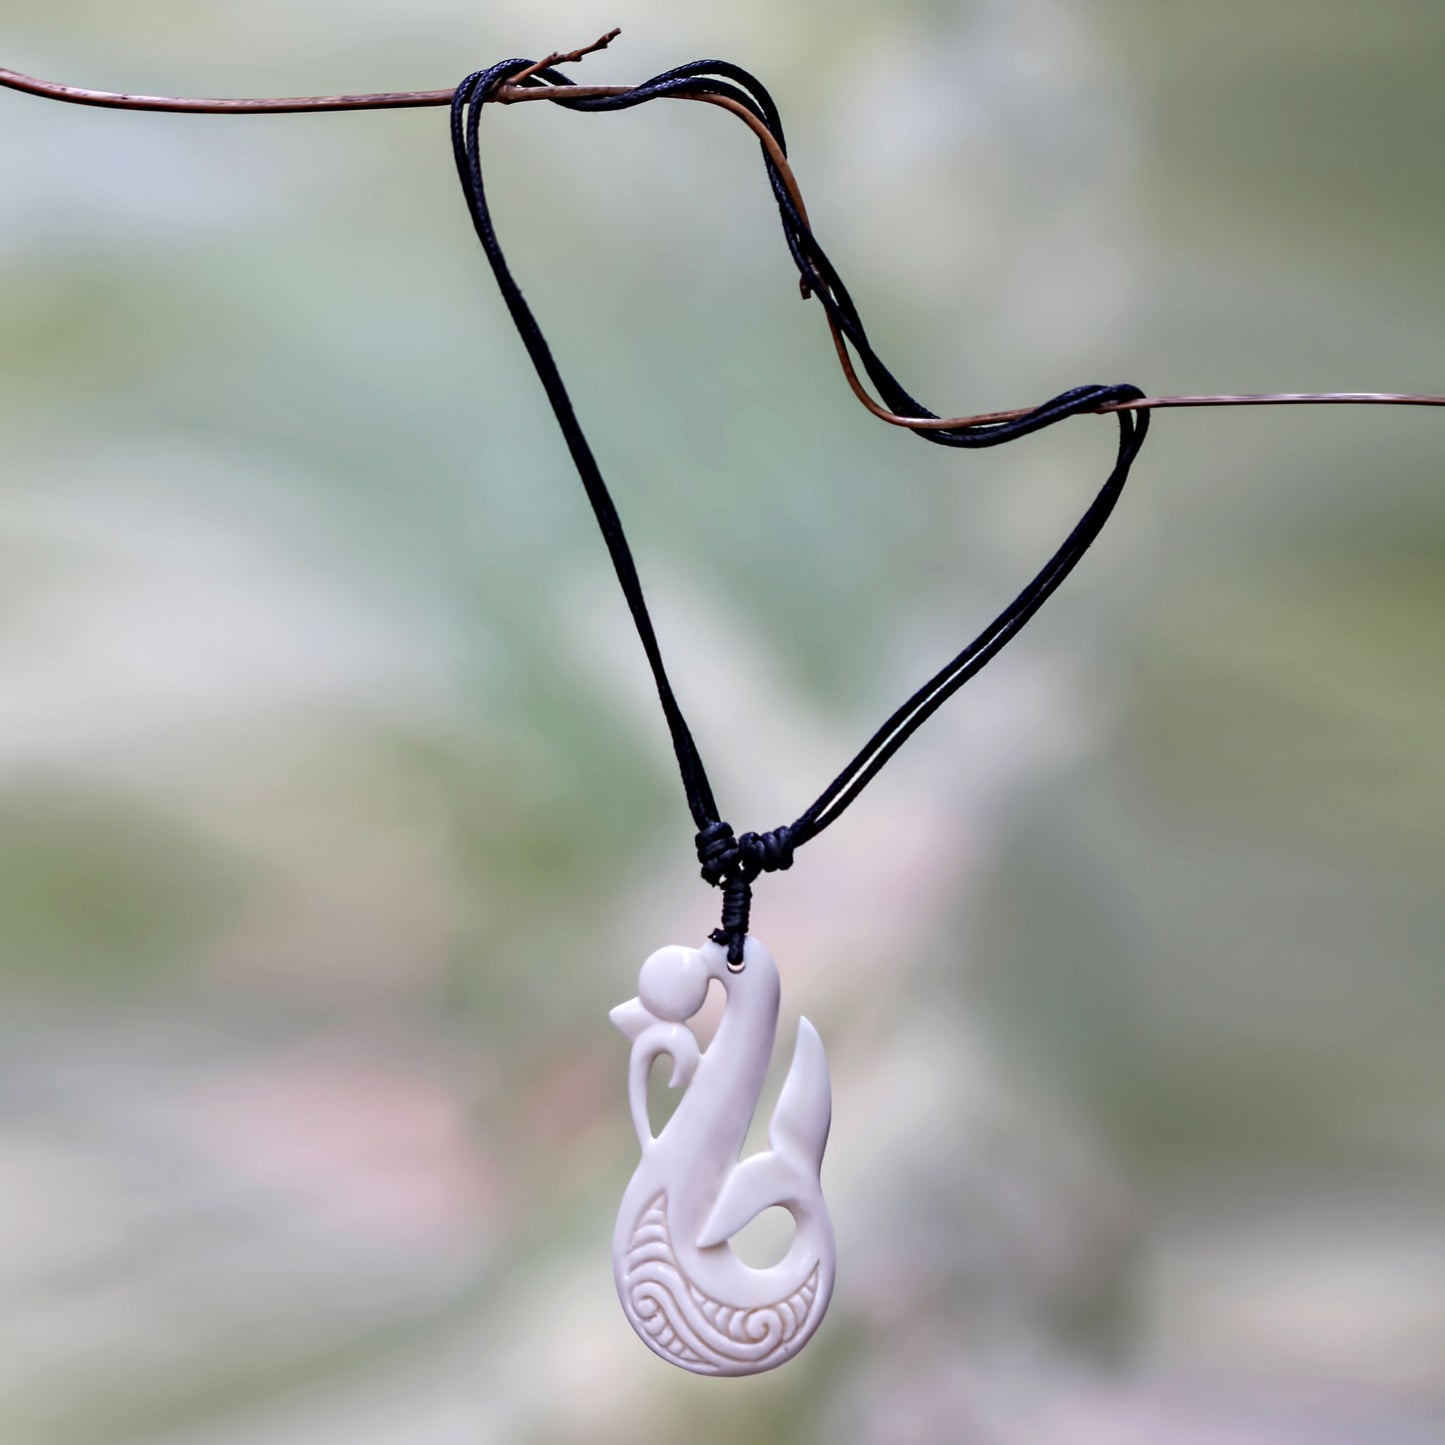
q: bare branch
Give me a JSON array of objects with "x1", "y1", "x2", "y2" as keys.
[
  {"x1": 505, "y1": 26, "x2": 622, "y2": 91},
  {"x1": 1, "y1": 42, "x2": 1440, "y2": 422}
]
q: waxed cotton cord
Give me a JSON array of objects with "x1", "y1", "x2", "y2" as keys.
[{"x1": 452, "y1": 59, "x2": 1151, "y2": 966}]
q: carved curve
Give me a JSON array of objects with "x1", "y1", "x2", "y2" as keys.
[{"x1": 622, "y1": 1194, "x2": 822, "y2": 1374}]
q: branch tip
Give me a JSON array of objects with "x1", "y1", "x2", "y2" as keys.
[{"x1": 508, "y1": 27, "x2": 622, "y2": 90}]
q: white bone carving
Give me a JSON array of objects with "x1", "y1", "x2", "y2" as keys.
[{"x1": 611, "y1": 935, "x2": 834, "y2": 1375}]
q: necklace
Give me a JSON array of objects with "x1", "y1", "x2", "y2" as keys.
[
  {"x1": 451, "y1": 59, "x2": 1147, "y2": 1374},
  {"x1": 4, "y1": 23, "x2": 1440, "y2": 1384}
]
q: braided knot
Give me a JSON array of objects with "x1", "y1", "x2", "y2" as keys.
[{"x1": 694, "y1": 820, "x2": 797, "y2": 969}]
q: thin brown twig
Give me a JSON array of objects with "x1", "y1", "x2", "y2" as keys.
[
  {"x1": 504, "y1": 27, "x2": 622, "y2": 91},
  {"x1": 1, "y1": 39, "x2": 1440, "y2": 424},
  {"x1": 1102, "y1": 392, "x2": 1445, "y2": 412}
]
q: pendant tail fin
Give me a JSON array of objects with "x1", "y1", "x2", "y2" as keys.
[
  {"x1": 769, "y1": 1016, "x2": 831, "y2": 1175},
  {"x1": 695, "y1": 1018, "x2": 831, "y2": 1249},
  {"x1": 696, "y1": 1152, "x2": 801, "y2": 1248}
]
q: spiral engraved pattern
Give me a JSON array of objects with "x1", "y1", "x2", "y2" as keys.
[{"x1": 622, "y1": 1194, "x2": 821, "y2": 1373}]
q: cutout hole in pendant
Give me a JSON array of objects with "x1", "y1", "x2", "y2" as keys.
[
  {"x1": 728, "y1": 1206, "x2": 796, "y2": 1269},
  {"x1": 646, "y1": 1052, "x2": 684, "y2": 1138}
]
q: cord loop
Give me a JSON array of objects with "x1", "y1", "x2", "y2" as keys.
[{"x1": 453, "y1": 62, "x2": 1150, "y2": 978}]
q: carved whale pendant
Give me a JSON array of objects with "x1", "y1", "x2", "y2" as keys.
[{"x1": 610, "y1": 935, "x2": 834, "y2": 1375}]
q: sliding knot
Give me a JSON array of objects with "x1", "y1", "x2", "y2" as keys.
[
  {"x1": 695, "y1": 821, "x2": 797, "y2": 969},
  {"x1": 737, "y1": 826, "x2": 795, "y2": 877},
  {"x1": 695, "y1": 820, "x2": 737, "y2": 886},
  {"x1": 695, "y1": 821, "x2": 795, "y2": 887}
]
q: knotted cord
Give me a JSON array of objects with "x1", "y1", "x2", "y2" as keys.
[
  {"x1": 451, "y1": 59, "x2": 1148, "y2": 964},
  {"x1": 5, "y1": 33, "x2": 1435, "y2": 962}
]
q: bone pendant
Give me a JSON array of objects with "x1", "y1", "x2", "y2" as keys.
[{"x1": 610, "y1": 935, "x2": 834, "y2": 1375}]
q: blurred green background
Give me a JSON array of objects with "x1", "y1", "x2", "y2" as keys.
[{"x1": 1, "y1": 2, "x2": 1442, "y2": 1442}]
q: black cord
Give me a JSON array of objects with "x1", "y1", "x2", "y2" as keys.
[{"x1": 451, "y1": 59, "x2": 1150, "y2": 966}]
